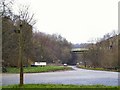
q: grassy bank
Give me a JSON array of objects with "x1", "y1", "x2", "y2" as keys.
[
  {"x1": 2, "y1": 84, "x2": 119, "y2": 89},
  {"x1": 4, "y1": 66, "x2": 72, "y2": 73},
  {"x1": 77, "y1": 65, "x2": 119, "y2": 72}
]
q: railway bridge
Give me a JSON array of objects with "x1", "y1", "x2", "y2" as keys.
[{"x1": 70, "y1": 48, "x2": 89, "y2": 66}]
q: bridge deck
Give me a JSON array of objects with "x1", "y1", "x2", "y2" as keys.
[{"x1": 71, "y1": 48, "x2": 89, "y2": 52}]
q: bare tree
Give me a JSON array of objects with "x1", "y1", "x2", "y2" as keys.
[
  {"x1": 18, "y1": 5, "x2": 36, "y2": 26},
  {"x1": 16, "y1": 5, "x2": 36, "y2": 86},
  {"x1": 0, "y1": 0, "x2": 14, "y2": 17},
  {"x1": 1, "y1": 0, "x2": 36, "y2": 86}
]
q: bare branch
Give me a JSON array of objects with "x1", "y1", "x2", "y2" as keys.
[
  {"x1": 0, "y1": 0, "x2": 14, "y2": 17},
  {"x1": 28, "y1": 14, "x2": 34, "y2": 24},
  {"x1": 18, "y1": 5, "x2": 36, "y2": 26}
]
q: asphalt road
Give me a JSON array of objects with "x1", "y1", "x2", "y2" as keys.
[{"x1": 2, "y1": 66, "x2": 119, "y2": 86}]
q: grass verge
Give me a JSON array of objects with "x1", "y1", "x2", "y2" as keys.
[
  {"x1": 2, "y1": 84, "x2": 119, "y2": 89},
  {"x1": 77, "y1": 65, "x2": 119, "y2": 72},
  {"x1": 4, "y1": 66, "x2": 72, "y2": 73}
]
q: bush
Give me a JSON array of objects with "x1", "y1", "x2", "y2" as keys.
[{"x1": 2, "y1": 67, "x2": 7, "y2": 73}]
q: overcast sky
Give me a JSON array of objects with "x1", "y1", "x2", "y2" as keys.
[{"x1": 13, "y1": 0, "x2": 119, "y2": 44}]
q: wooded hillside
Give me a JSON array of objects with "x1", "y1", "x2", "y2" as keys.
[
  {"x1": 78, "y1": 34, "x2": 119, "y2": 69},
  {"x1": 2, "y1": 16, "x2": 72, "y2": 67}
]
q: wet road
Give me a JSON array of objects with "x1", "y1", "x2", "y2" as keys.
[{"x1": 2, "y1": 66, "x2": 119, "y2": 86}]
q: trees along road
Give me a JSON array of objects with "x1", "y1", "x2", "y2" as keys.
[{"x1": 2, "y1": 66, "x2": 119, "y2": 86}]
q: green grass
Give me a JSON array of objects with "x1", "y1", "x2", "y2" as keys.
[
  {"x1": 77, "y1": 65, "x2": 119, "y2": 72},
  {"x1": 5, "y1": 66, "x2": 72, "y2": 73},
  {"x1": 2, "y1": 84, "x2": 119, "y2": 89}
]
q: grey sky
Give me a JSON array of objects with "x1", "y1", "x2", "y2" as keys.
[{"x1": 13, "y1": 0, "x2": 119, "y2": 44}]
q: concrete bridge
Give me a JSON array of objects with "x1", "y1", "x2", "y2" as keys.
[
  {"x1": 71, "y1": 48, "x2": 89, "y2": 53},
  {"x1": 70, "y1": 48, "x2": 89, "y2": 65}
]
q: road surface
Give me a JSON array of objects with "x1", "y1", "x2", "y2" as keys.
[{"x1": 2, "y1": 66, "x2": 119, "y2": 86}]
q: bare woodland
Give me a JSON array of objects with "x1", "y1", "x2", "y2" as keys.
[{"x1": 1, "y1": 0, "x2": 119, "y2": 70}]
